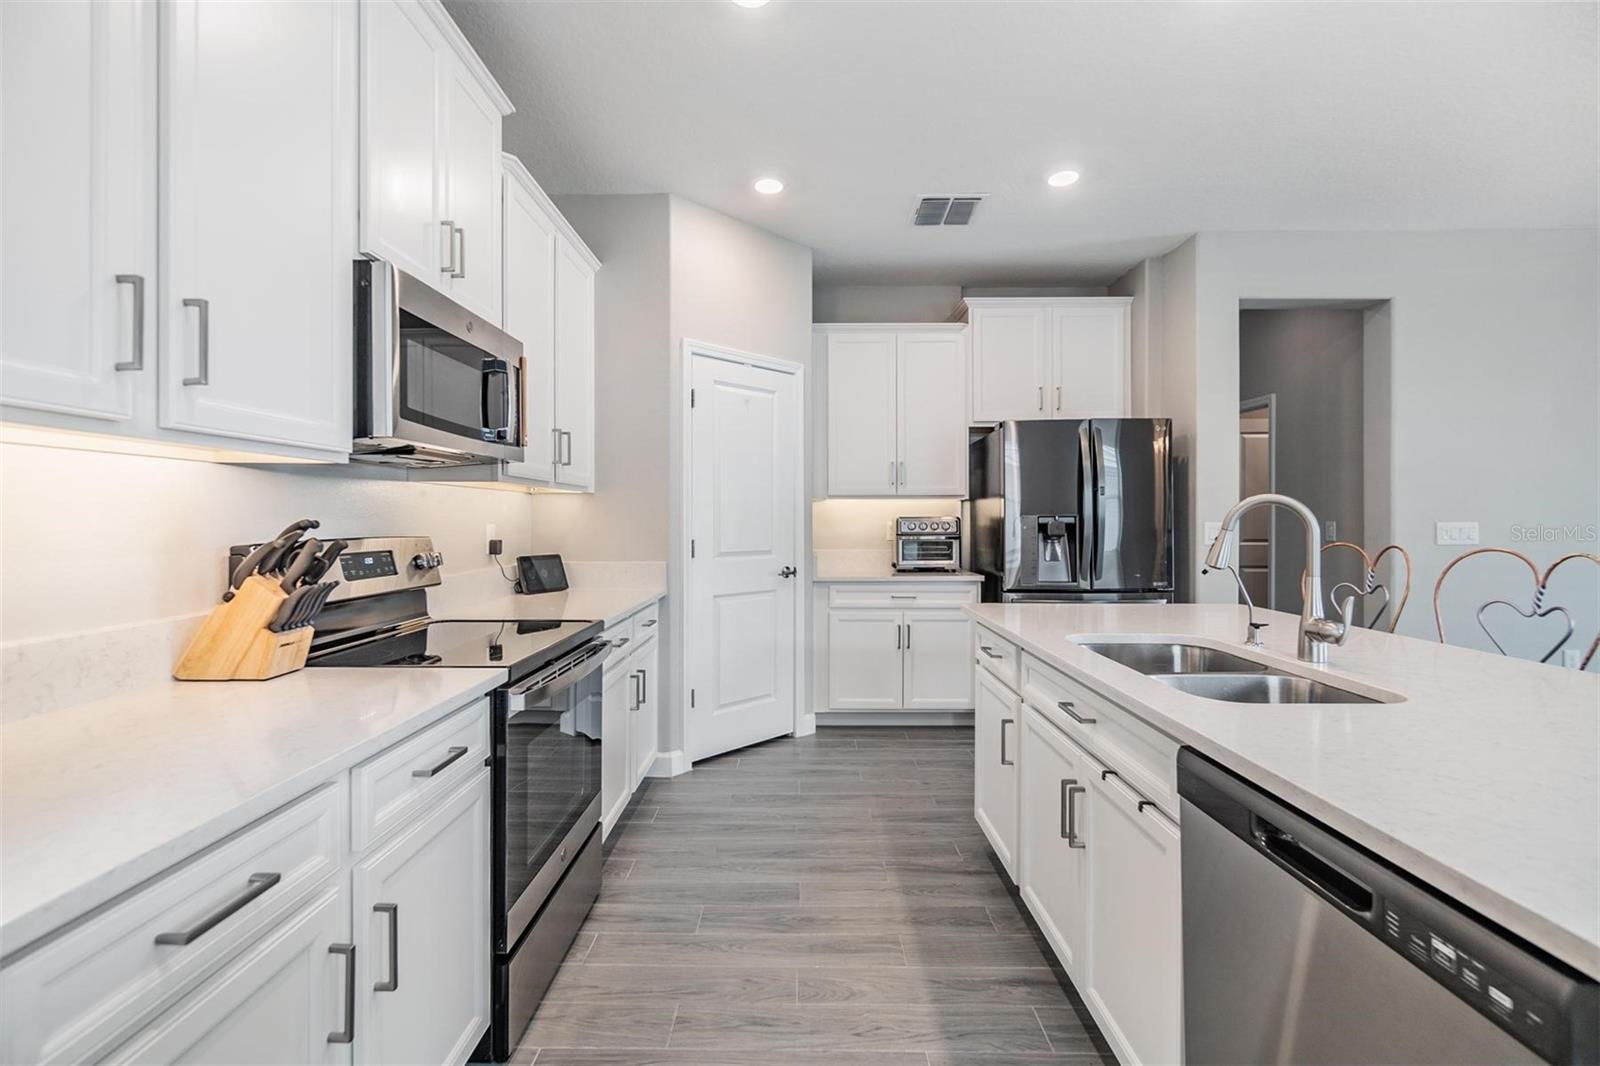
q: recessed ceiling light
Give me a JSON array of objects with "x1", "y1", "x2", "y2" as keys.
[
  {"x1": 732, "y1": 0, "x2": 770, "y2": 7},
  {"x1": 1047, "y1": 170, "x2": 1081, "y2": 188},
  {"x1": 753, "y1": 177, "x2": 784, "y2": 195}
]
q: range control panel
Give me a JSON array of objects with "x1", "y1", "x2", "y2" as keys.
[{"x1": 340, "y1": 550, "x2": 398, "y2": 582}]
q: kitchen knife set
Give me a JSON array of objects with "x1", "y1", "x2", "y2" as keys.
[
  {"x1": 224, "y1": 519, "x2": 347, "y2": 633},
  {"x1": 174, "y1": 518, "x2": 345, "y2": 682}
]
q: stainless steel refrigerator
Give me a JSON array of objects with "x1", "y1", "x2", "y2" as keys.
[{"x1": 964, "y1": 418, "x2": 1174, "y2": 602}]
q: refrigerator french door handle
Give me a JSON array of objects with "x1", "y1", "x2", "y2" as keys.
[
  {"x1": 1091, "y1": 424, "x2": 1105, "y2": 582},
  {"x1": 1077, "y1": 422, "x2": 1093, "y2": 587}
]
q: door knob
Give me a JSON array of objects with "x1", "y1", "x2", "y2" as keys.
[{"x1": 778, "y1": 566, "x2": 797, "y2": 578}]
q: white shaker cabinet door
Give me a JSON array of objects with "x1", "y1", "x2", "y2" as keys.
[
  {"x1": 1087, "y1": 770, "x2": 1183, "y2": 1066},
  {"x1": 600, "y1": 652, "x2": 633, "y2": 835},
  {"x1": 1019, "y1": 707, "x2": 1092, "y2": 979},
  {"x1": 358, "y1": 0, "x2": 442, "y2": 283},
  {"x1": 969, "y1": 304, "x2": 1048, "y2": 423},
  {"x1": 439, "y1": 58, "x2": 501, "y2": 323},
  {"x1": 352, "y1": 770, "x2": 490, "y2": 1066},
  {"x1": 902, "y1": 609, "x2": 972, "y2": 709},
  {"x1": 973, "y1": 665, "x2": 1020, "y2": 880},
  {"x1": 104, "y1": 885, "x2": 352, "y2": 1066},
  {"x1": 1050, "y1": 302, "x2": 1129, "y2": 418},
  {"x1": 159, "y1": 0, "x2": 355, "y2": 454},
  {"x1": 630, "y1": 635, "x2": 660, "y2": 789},
  {"x1": 896, "y1": 332, "x2": 967, "y2": 497},
  {"x1": 825, "y1": 331, "x2": 898, "y2": 496},
  {"x1": 0, "y1": 0, "x2": 154, "y2": 424},
  {"x1": 826, "y1": 610, "x2": 904, "y2": 710},
  {"x1": 552, "y1": 235, "x2": 596, "y2": 491},
  {"x1": 502, "y1": 166, "x2": 558, "y2": 484}
]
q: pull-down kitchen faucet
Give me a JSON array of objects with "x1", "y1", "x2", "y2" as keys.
[{"x1": 1205, "y1": 493, "x2": 1352, "y2": 664}]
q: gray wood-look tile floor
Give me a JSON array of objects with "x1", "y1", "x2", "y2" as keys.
[{"x1": 511, "y1": 727, "x2": 1113, "y2": 1066}]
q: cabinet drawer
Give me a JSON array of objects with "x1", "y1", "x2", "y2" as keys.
[
  {"x1": 973, "y1": 624, "x2": 1019, "y2": 693},
  {"x1": 1020, "y1": 654, "x2": 1179, "y2": 819},
  {"x1": 827, "y1": 583, "x2": 978, "y2": 609},
  {"x1": 351, "y1": 698, "x2": 489, "y2": 852},
  {"x1": 630, "y1": 599, "x2": 661, "y2": 637},
  {"x1": 0, "y1": 783, "x2": 345, "y2": 1064}
]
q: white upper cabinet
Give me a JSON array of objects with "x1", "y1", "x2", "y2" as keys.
[
  {"x1": 965, "y1": 298, "x2": 1131, "y2": 423},
  {"x1": 0, "y1": 0, "x2": 155, "y2": 426},
  {"x1": 825, "y1": 331, "x2": 897, "y2": 496},
  {"x1": 552, "y1": 235, "x2": 596, "y2": 490},
  {"x1": 500, "y1": 156, "x2": 599, "y2": 492},
  {"x1": 160, "y1": 0, "x2": 356, "y2": 454},
  {"x1": 896, "y1": 332, "x2": 968, "y2": 496},
  {"x1": 968, "y1": 304, "x2": 1050, "y2": 422},
  {"x1": 1051, "y1": 303, "x2": 1129, "y2": 418},
  {"x1": 360, "y1": 0, "x2": 509, "y2": 322},
  {"x1": 820, "y1": 325, "x2": 967, "y2": 497}
]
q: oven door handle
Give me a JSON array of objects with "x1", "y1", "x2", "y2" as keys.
[{"x1": 505, "y1": 641, "x2": 612, "y2": 711}]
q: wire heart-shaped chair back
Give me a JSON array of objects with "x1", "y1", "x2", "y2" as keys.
[
  {"x1": 1321, "y1": 541, "x2": 1411, "y2": 634},
  {"x1": 1432, "y1": 547, "x2": 1600, "y2": 669}
]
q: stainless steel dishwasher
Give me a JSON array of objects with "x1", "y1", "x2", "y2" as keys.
[{"x1": 1178, "y1": 749, "x2": 1598, "y2": 1065}]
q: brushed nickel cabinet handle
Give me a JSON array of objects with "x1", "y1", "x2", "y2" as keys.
[
  {"x1": 641, "y1": 667, "x2": 648, "y2": 704},
  {"x1": 1060, "y1": 778, "x2": 1077, "y2": 840},
  {"x1": 327, "y1": 943, "x2": 355, "y2": 1043},
  {"x1": 412, "y1": 746, "x2": 468, "y2": 778},
  {"x1": 899, "y1": 460, "x2": 906, "y2": 485},
  {"x1": 553, "y1": 427, "x2": 562, "y2": 465},
  {"x1": 979, "y1": 645, "x2": 1004, "y2": 659},
  {"x1": 154, "y1": 872, "x2": 280, "y2": 945},
  {"x1": 1066, "y1": 784, "x2": 1087, "y2": 849},
  {"x1": 1058, "y1": 699, "x2": 1097, "y2": 725},
  {"x1": 1055, "y1": 385, "x2": 1062, "y2": 411},
  {"x1": 440, "y1": 220, "x2": 456, "y2": 274},
  {"x1": 561, "y1": 430, "x2": 573, "y2": 466},
  {"x1": 374, "y1": 903, "x2": 399, "y2": 991},
  {"x1": 1037, "y1": 385, "x2": 1043, "y2": 410},
  {"x1": 114, "y1": 274, "x2": 145, "y2": 371},
  {"x1": 452, "y1": 226, "x2": 466, "y2": 279},
  {"x1": 641, "y1": 618, "x2": 658, "y2": 628},
  {"x1": 904, "y1": 623, "x2": 912, "y2": 650},
  {"x1": 1000, "y1": 718, "x2": 1014, "y2": 766},
  {"x1": 181, "y1": 298, "x2": 209, "y2": 385}
]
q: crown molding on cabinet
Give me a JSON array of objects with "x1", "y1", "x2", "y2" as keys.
[
  {"x1": 501, "y1": 153, "x2": 601, "y2": 272},
  {"x1": 418, "y1": 0, "x2": 515, "y2": 116}
]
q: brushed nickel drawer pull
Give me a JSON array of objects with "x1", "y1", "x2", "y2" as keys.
[
  {"x1": 412, "y1": 745, "x2": 468, "y2": 778},
  {"x1": 1058, "y1": 700, "x2": 1097, "y2": 725},
  {"x1": 979, "y1": 645, "x2": 1004, "y2": 659},
  {"x1": 154, "y1": 872, "x2": 280, "y2": 945}
]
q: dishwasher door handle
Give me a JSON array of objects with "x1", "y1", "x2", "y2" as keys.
[{"x1": 1252, "y1": 814, "x2": 1374, "y2": 915}]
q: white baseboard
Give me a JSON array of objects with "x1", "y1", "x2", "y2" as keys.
[
  {"x1": 816, "y1": 711, "x2": 975, "y2": 727},
  {"x1": 647, "y1": 749, "x2": 691, "y2": 777},
  {"x1": 795, "y1": 712, "x2": 817, "y2": 737}
]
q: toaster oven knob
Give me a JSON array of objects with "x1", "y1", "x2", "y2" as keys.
[{"x1": 411, "y1": 551, "x2": 444, "y2": 571}]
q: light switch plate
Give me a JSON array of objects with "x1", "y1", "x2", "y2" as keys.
[{"x1": 1435, "y1": 521, "x2": 1480, "y2": 546}]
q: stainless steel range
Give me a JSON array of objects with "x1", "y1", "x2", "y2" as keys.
[{"x1": 258, "y1": 536, "x2": 608, "y2": 1062}]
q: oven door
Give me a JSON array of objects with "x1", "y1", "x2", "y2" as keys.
[
  {"x1": 355, "y1": 260, "x2": 526, "y2": 465},
  {"x1": 496, "y1": 642, "x2": 607, "y2": 951},
  {"x1": 897, "y1": 536, "x2": 958, "y2": 570}
]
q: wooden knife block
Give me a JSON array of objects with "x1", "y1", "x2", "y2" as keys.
[{"x1": 174, "y1": 574, "x2": 312, "y2": 681}]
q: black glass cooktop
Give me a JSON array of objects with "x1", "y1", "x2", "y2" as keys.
[{"x1": 308, "y1": 618, "x2": 599, "y2": 678}]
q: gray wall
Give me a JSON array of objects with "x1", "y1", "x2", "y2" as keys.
[{"x1": 1239, "y1": 308, "x2": 1366, "y2": 613}]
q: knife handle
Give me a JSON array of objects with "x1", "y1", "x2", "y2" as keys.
[{"x1": 279, "y1": 538, "x2": 321, "y2": 592}]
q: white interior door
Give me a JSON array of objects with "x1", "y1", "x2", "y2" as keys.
[{"x1": 688, "y1": 351, "x2": 801, "y2": 761}]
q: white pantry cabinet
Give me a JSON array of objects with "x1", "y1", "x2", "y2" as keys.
[
  {"x1": 820, "y1": 582, "x2": 977, "y2": 713},
  {"x1": 1, "y1": 0, "x2": 354, "y2": 459},
  {"x1": 973, "y1": 659, "x2": 1020, "y2": 879},
  {"x1": 964, "y1": 298, "x2": 1131, "y2": 423},
  {"x1": 0, "y1": 0, "x2": 154, "y2": 426},
  {"x1": 359, "y1": 0, "x2": 510, "y2": 324},
  {"x1": 501, "y1": 156, "x2": 598, "y2": 491},
  {"x1": 818, "y1": 325, "x2": 967, "y2": 497}
]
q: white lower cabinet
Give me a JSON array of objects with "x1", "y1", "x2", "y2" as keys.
[
  {"x1": 105, "y1": 885, "x2": 352, "y2": 1066},
  {"x1": 826, "y1": 610, "x2": 904, "y2": 710},
  {"x1": 821, "y1": 583, "x2": 977, "y2": 713},
  {"x1": 903, "y1": 609, "x2": 973, "y2": 709},
  {"x1": 1019, "y1": 706, "x2": 1092, "y2": 977},
  {"x1": 601, "y1": 642, "x2": 634, "y2": 833},
  {"x1": 973, "y1": 663, "x2": 1020, "y2": 879},
  {"x1": 352, "y1": 769, "x2": 490, "y2": 1066},
  {"x1": 629, "y1": 633, "x2": 661, "y2": 791},
  {"x1": 600, "y1": 599, "x2": 667, "y2": 836},
  {"x1": 1086, "y1": 768, "x2": 1184, "y2": 1066}
]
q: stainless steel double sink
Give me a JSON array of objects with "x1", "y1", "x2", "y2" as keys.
[{"x1": 1078, "y1": 642, "x2": 1379, "y2": 704}]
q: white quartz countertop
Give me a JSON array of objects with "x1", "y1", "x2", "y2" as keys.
[
  {"x1": 0, "y1": 666, "x2": 503, "y2": 958},
  {"x1": 445, "y1": 585, "x2": 664, "y2": 628},
  {"x1": 966, "y1": 602, "x2": 1600, "y2": 979}
]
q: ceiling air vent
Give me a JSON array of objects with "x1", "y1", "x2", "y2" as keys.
[{"x1": 913, "y1": 195, "x2": 986, "y2": 226}]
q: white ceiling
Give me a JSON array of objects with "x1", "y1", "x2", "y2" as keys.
[{"x1": 448, "y1": 0, "x2": 1597, "y2": 287}]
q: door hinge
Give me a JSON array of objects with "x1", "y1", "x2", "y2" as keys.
[
  {"x1": 690, "y1": 388, "x2": 695, "y2": 408},
  {"x1": 690, "y1": 688, "x2": 696, "y2": 708}
]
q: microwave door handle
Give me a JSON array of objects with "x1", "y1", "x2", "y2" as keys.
[{"x1": 481, "y1": 359, "x2": 510, "y2": 439}]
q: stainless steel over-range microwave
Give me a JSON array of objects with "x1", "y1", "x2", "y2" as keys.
[{"x1": 352, "y1": 259, "x2": 526, "y2": 467}]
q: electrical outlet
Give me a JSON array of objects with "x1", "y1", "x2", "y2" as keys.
[
  {"x1": 1323, "y1": 520, "x2": 1337, "y2": 541},
  {"x1": 485, "y1": 523, "x2": 497, "y2": 554},
  {"x1": 1435, "y1": 521, "x2": 1480, "y2": 546},
  {"x1": 1562, "y1": 649, "x2": 1582, "y2": 669}
]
